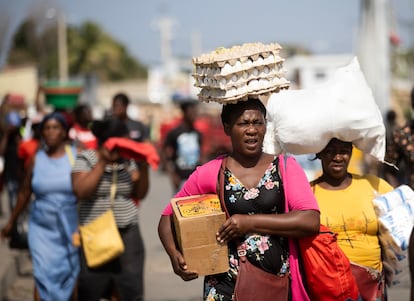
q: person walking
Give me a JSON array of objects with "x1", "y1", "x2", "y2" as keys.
[
  {"x1": 0, "y1": 110, "x2": 23, "y2": 211},
  {"x1": 158, "y1": 98, "x2": 320, "y2": 301},
  {"x1": 162, "y1": 100, "x2": 204, "y2": 192},
  {"x1": 72, "y1": 118, "x2": 149, "y2": 301},
  {"x1": 111, "y1": 92, "x2": 150, "y2": 142},
  {"x1": 111, "y1": 92, "x2": 150, "y2": 205},
  {"x1": 1, "y1": 112, "x2": 79, "y2": 301},
  {"x1": 311, "y1": 138, "x2": 394, "y2": 301},
  {"x1": 384, "y1": 86, "x2": 414, "y2": 188}
]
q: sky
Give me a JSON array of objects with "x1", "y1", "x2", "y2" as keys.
[{"x1": 1, "y1": 0, "x2": 414, "y2": 67}]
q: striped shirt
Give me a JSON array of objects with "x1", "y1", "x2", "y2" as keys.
[{"x1": 72, "y1": 149, "x2": 138, "y2": 228}]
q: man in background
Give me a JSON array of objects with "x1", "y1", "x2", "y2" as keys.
[
  {"x1": 384, "y1": 86, "x2": 414, "y2": 188},
  {"x1": 112, "y1": 92, "x2": 150, "y2": 206},
  {"x1": 111, "y1": 92, "x2": 150, "y2": 142},
  {"x1": 162, "y1": 100, "x2": 204, "y2": 192}
]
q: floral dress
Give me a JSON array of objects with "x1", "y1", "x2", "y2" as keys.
[{"x1": 204, "y1": 157, "x2": 290, "y2": 301}]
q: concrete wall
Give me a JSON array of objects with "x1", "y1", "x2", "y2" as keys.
[
  {"x1": 284, "y1": 54, "x2": 354, "y2": 89},
  {"x1": 0, "y1": 65, "x2": 38, "y2": 104}
]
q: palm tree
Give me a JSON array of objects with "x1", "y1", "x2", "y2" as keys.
[{"x1": 7, "y1": 18, "x2": 147, "y2": 81}]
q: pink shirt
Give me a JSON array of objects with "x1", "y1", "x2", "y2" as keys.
[{"x1": 161, "y1": 154, "x2": 319, "y2": 301}]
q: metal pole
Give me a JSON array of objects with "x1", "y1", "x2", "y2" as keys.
[
  {"x1": 57, "y1": 13, "x2": 68, "y2": 82},
  {"x1": 358, "y1": 0, "x2": 391, "y2": 115}
]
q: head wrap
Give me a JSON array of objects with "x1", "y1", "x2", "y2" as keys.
[{"x1": 39, "y1": 112, "x2": 68, "y2": 131}]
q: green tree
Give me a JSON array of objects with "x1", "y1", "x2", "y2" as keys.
[
  {"x1": 68, "y1": 21, "x2": 147, "y2": 81},
  {"x1": 7, "y1": 18, "x2": 57, "y2": 77},
  {"x1": 392, "y1": 48, "x2": 414, "y2": 80},
  {"x1": 280, "y1": 44, "x2": 312, "y2": 57},
  {"x1": 7, "y1": 18, "x2": 147, "y2": 81}
]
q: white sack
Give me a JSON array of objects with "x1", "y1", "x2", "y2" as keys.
[
  {"x1": 374, "y1": 185, "x2": 414, "y2": 287},
  {"x1": 373, "y1": 185, "x2": 414, "y2": 216},
  {"x1": 263, "y1": 57, "x2": 386, "y2": 161},
  {"x1": 378, "y1": 206, "x2": 413, "y2": 251}
]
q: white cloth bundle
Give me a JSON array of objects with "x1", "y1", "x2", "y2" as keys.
[
  {"x1": 373, "y1": 185, "x2": 414, "y2": 216},
  {"x1": 373, "y1": 185, "x2": 414, "y2": 286},
  {"x1": 263, "y1": 57, "x2": 386, "y2": 161},
  {"x1": 378, "y1": 206, "x2": 413, "y2": 252}
]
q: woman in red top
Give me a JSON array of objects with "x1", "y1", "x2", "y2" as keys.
[{"x1": 69, "y1": 104, "x2": 97, "y2": 150}]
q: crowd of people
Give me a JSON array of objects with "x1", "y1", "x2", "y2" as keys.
[
  {"x1": 0, "y1": 92, "x2": 156, "y2": 301},
  {"x1": 157, "y1": 96, "x2": 405, "y2": 301},
  {"x1": 156, "y1": 45, "x2": 414, "y2": 301},
  {"x1": 1, "y1": 77, "x2": 414, "y2": 301}
]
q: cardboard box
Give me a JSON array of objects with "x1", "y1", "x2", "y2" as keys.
[{"x1": 171, "y1": 194, "x2": 229, "y2": 275}]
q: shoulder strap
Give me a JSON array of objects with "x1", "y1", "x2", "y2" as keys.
[
  {"x1": 218, "y1": 157, "x2": 247, "y2": 253},
  {"x1": 65, "y1": 144, "x2": 75, "y2": 166},
  {"x1": 110, "y1": 164, "x2": 118, "y2": 208},
  {"x1": 217, "y1": 156, "x2": 230, "y2": 218},
  {"x1": 278, "y1": 154, "x2": 289, "y2": 213}
]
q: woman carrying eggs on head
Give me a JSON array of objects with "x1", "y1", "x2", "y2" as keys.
[
  {"x1": 158, "y1": 96, "x2": 320, "y2": 300},
  {"x1": 158, "y1": 42, "x2": 320, "y2": 301}
]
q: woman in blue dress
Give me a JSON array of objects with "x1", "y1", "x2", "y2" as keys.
[{"x1": 1, "y1": 112, "x2": 79, "y2": 301}]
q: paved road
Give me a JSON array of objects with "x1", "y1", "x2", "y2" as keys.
[
  {"x1": 1, "y1": 169, "x2": 412, "y2": 300},
  {"x1": 139, "y1": 169, "x2": 203, "y2": 301}
]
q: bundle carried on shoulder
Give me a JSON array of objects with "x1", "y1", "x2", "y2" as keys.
[
  {"x1": 192, "y1": 42, "x2": 290, "y2": 104},
  {"x1": 263, "y1": 57, "x2": 386, "y2": 162},
  {"x1": 373, "y1": 185, "x2": 414, "y2": 286}
]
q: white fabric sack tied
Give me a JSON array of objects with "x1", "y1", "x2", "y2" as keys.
[{"x1": 263, "y1": 57, "x2": 386, "y2": 161}]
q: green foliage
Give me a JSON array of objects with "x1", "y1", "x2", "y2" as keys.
[
  {"x1": 7, "y1": 19, "x2": 147, "y2": 81},
  {"x1": 280, "y1": 44, "x2": 312, "y2": 57},
  {"x1": 8, "y1": 18, "x2": 58, "y2": 77},
  {"x1": 392, "y1": 48, "x2": 414, "y2": 80}
]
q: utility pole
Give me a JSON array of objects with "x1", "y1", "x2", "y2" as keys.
[
  {"x1": 154, "y1": 16, "x2": 175, "y2": 72},
  {"x1": 152, "y1": 14, "x2": 176, "y2": 105},
  {"x1": 191, "y1": 30, "x2": 202, "y2": 58},
  {"x1": 57, "y1": 12, "x2": 68, "y2": 82},
  {"x1": 46, "y1": 8, "x2": 68, "y2": 82},
  {"x1": 357, "y1": 0, "x2": 391, "y2": 115}
]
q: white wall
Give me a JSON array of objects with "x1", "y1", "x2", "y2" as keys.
[{"x1": 284, "y1": 54, "x2": 354, "y2": 89}]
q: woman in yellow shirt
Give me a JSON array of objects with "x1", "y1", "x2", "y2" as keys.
[{"x1": 311, "y1": 138, "x2": 393, "y2": 301}]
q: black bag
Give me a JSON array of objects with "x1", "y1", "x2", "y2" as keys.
[{"x1": 9, "y1": 210, "x2": 29, "y2": 249}]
